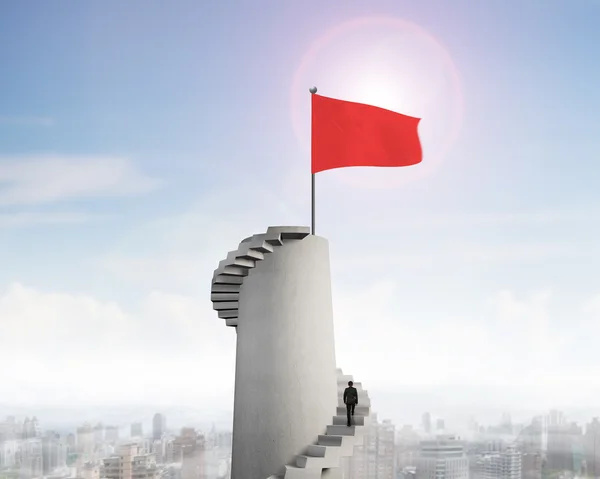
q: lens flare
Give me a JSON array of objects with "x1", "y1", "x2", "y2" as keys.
[{"x1": 291, "y1": 16, "x2": 464, "y2": 189}]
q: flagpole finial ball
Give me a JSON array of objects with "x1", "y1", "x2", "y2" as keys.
[{"x1": 309, "y1": 86, "x2": 318, "y2": 94}]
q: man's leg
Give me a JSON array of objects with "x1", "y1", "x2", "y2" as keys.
[
  {"x1": 351, "y1": 403, "x2": 356, "y2": 416},
  {"x1": 346, "y1": 403, "x2": 352, "y2": 426}
]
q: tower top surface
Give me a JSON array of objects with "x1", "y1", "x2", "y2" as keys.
[{"x1": 241, "y1": 226, "x2": 310, "y2": 244}]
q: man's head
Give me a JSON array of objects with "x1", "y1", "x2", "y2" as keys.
[{"x1": 348, "y1": 381, "x2": 353, "y2": 387}]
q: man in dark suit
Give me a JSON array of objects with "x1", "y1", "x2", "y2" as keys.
[{"x1": 343, "y1": 380, "x2": 358, "y2": 427}]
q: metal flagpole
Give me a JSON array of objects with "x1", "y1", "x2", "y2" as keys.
[
  {"x1": 311, "y1": 173, "x2": 315, "y2": 235},
  {"x1": 309, "y1": 86, "x2": 317, "y2": 235}
]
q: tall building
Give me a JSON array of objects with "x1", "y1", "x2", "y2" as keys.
[
  {"x1": 153, "y1": 414, "x2": 166, "y2": 441},
  {"x1": 517, "y1": 416, "x2": 544, "y2": 479},
  {"x1": 77, "y1": 424, "x2": 94, "y2": 459},
  {"x1": 378, "y1": 419, "x2": 396, "y2": 479},
  {"x1": 0, "y1": 438, "x2": 18, "y2": 468},
  {"x1": 518, "y1": 417, "x2": 544, "y2": 455},
  {"x1": 584, "y1": 417, "x2": 600, "y2": 478},
  {"x1": 22, "y1": 417, "x2": 41, "y2": 439},
  {"x1": 153, "y1": 439, "x2": 166, "y2": 464},
  {"x1": 105, "y1": 425, "x2": 120, "y2": 444},
  {"x1": 341, "y1": 413, "x2": 396, "y2": 479},
  {"x1": 436, "y1": 419, "x2": 445, "y2": 432},
  {"x1": 546, "y1": 421, "x2": 583, "y2": 473},
  {"x1": 0, "y1": 416, "x2": 19, "y2": 442},
  {"x1": 423, "y1": 414, "x2": 432, "y2": 435},
  {"x1": 206, "y1": 429, "x2": 232, "y2": 450},
  {"x1": 104, "y1": 443, "x2": 159, "y2": 479},
  {"x1": 131, "y1": 423, "x2": 143, "y2": 438},
  {"x1": 93, "y1": 423, "x2": 104, "y2": 444},
  {"x1": 42, "y1": 431, "x2": 67, "y2": 474},
  {"x1": 521, "y1": 453, "x2": 542, "y2": 479},
  {"x1": 396, "y1": 425, "x2": 420, "y2": 472},
  {"x1": 63, "y1": 433, "x2": 77, "y2": 466},
  {"x1": 172, "y1": 428, "x2": 206, "y2": 479},
  {"x1": 416, "y1": 436, "x2": 469, "y2": 479},
  {"x1": 18, "y1": 437, "x2": 44, "y2": 479},
  {"x1": 474, "y1": 444, "x2": 521, "y2": 479},
  {"x1": 548, "y1": 411, "x2": 565, "y2": 427},
  {"x1": 81, "y1": 462, "x2": 101, "y2": 479}
]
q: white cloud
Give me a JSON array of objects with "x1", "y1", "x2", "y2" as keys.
[
  {"x1": 0, "y1": 283, "x2": 236, "y2": 407},
  {"x1": 2, "y1": 278, "x2": 600, "y2": 417},
  {"x1": 333, "y1": 284, "x2": 596, "y2": 398},
  {"x1": 0, "y1": 211, "x2": 109, "y2": 228},
  {"x1": 9, "y1": 187, "x2": 597, "y2": 417},
  {"x1": 488, "y1": 290, "x2": 566, "y2": 373},
  {"x1": 0, "y1": 155, "x2": 161, "y2": 205},
  {"x1": 333, "y1": 281, "x2": 502, "y2": 387},
  {"x1": 492, "y1": 290, "x2": 552, "y2": 324}
]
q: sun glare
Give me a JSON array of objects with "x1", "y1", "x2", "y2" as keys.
[{"x1": 291, "y1": 16, "x2": 463, "y2": 189}]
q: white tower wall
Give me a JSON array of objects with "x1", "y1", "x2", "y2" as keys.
[{"x1": 230, "y1": 234, "x2": 337, "y2": 479}]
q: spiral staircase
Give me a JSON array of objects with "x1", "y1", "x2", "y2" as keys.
[{"x1": 210, "y1": 226, "x2": 372, "y2": 479}]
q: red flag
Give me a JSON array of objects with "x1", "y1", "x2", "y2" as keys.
[{"x1": 311, "y1": 94, "x2": 422, "y2": 174}]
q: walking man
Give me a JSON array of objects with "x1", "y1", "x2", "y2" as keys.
[{"x1": 343, "y1": 380, "x2": 358, "y2": 427}]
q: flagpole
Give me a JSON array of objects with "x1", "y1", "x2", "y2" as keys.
[
  {"x1": 311, "y1": 172, "x2": 315, "y2": 235},
  {"x1": 309, "y1": 86, "x2": 317, "y2": 235}
]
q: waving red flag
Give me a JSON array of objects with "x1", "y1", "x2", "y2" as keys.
[{"x1": 311, "y1": 94, "x2": 422, "y2": 174}]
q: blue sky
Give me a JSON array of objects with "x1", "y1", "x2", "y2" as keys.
[{"x1": 1, "y1": 0, "x2": 600, "y2": 428}]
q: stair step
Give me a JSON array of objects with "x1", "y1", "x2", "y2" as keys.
[
  {"x1": 211, "y1": 292, "x2": 239, "y2": 302},
  {"x1": 231, "y1": 258, "x2": 255, "y2": 268},
  {"x1": 317, "y1": 435, "x2": 357, "y2": 457},
  {"x1": 317, "y1": 435, "x2": 344, "y2": 447},
  {"x1": 213, "y1": 274, "x2": 244, "y2": 285},
  {"x1": 332, "y1": 415, "x2": 368, "y2": 426},
  {"x1": 245, "y1": 235, "x2": 274, "y2": 253},
  {"x1": 266, "y1": 237, "x2": 283, "y2": 246},
  {"x1": 280, "y1": 228, "x2": 311, "y2": 240},
  {"x1": 336, "y1": 406, "x2": 370, "y2": 416},
  {"x1": 211, "y1": 283, "x2": 241, "y2": 293},
  {"x1": 221, "y1": 253, "x2": 256, "y2": 269},
  {"x1": 235, "y1": 246, "x2": 265, "y2": 261},
  {"x1": 266, "y1": 226, "x2": 310, "y2": 238},
  {"x1": 296, "y1": 451, "x2": 339, "y2": 469},
  {"x1": 217, "y1": 310, "x2": 238, "y2": 319},
  {"x1": 264, "y1": 228, "x2": 286, "y2": 246},
  {"x1": 321, "y1": 468, "x2": 343, "y2": 479},
  {"x1": 326, "y1": 425, "x2": 358, "y2": 436},
  {"x1": 306, "y1": 445, "x2": 328, "y2": 458},
  {"x1": 213, "y1": 301, "x2": 238, "y2": 311},
  {"x1": 224, "y1": 318, "x2": 238, "y2": 327},
  {"x1": 326, "y1": 425, "x2": 364, "y2": 437},
  {"x1": 284, "y1": 465, "x2": 322, "y2": 479},
  {"x1": 219, "y1": 265, "x2": 249, "y2": 276}
]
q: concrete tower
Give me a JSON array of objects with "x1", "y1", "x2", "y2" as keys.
[{"x1": 211, "y1": 226, "x2": 372, "y2": 479}]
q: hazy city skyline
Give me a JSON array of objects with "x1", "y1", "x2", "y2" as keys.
[
  {"x1": 1, "y1": 0, "x2": 600, "y2": 434},
  {"x1": 4, "y1": 407, "x2": 600, "y2": 479}
]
